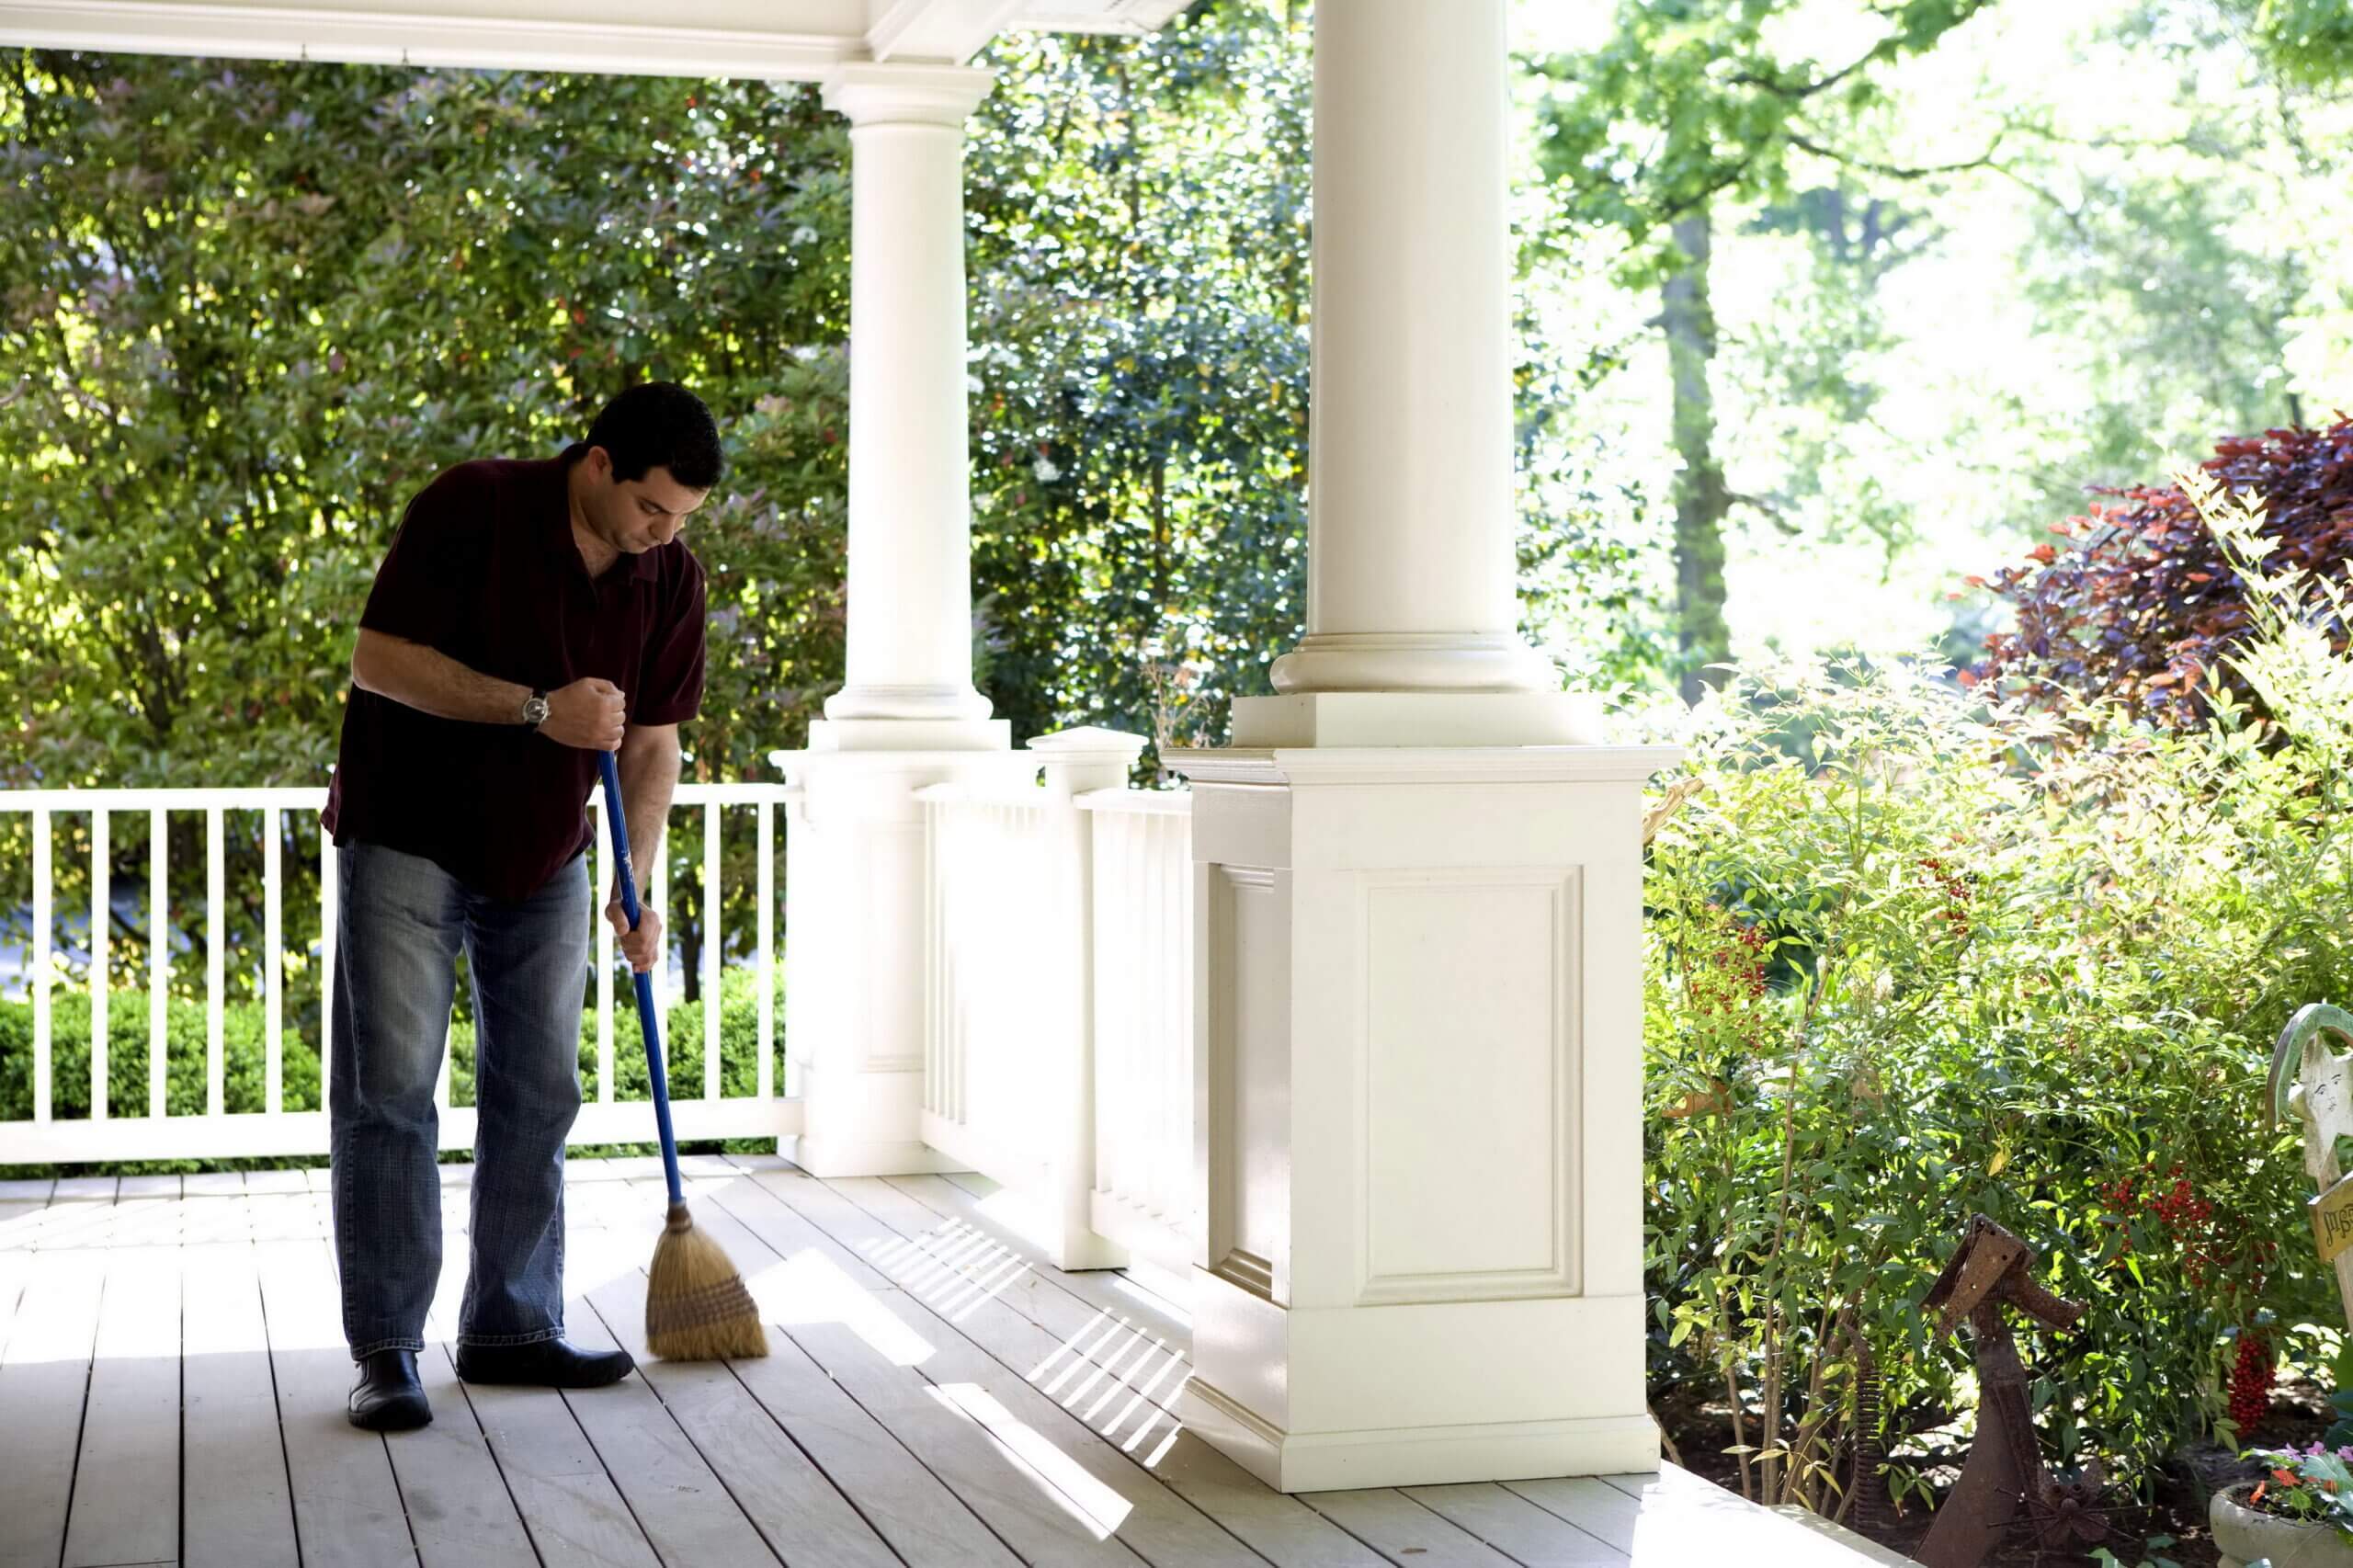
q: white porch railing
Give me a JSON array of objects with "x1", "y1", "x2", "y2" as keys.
[
  {"x1": 6, "y1": 740, "x2": 1196, "y2": 1265},
  {"x1": 1079, "y1": 785, "x2": 1197, "y2": 1274},
  {"x1": 919, "y1": 784, "x2": 1064, "y2": 1187},
  {"x1": 918, "y1": 728, "x2": 1198, "y2": 1273},
  {"x1": 0, "y1": 781, "x2": 801, "y2": 1165}
]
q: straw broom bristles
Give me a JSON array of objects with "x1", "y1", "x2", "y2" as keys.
[{"x1": 644, "y1": 1201, "x2": 769, "y2": 1361}]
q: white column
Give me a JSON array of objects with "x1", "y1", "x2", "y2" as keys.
[
  {"x1": 777, "y1": 61, "x2": 1028, "y2": 1179},
  {"x1": 823, "y1": 62, "x2": 995, "y2": 731},
  {"x1": 1235, "y1": 0, "x2": 1590, "y2": 749},
  {"x1": 1165, "y1": 0, "x2": 1679, "y2": 1492}
]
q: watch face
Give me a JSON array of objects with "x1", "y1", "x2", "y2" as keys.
[{"x1": 526, "y1": 696, "x2": 550, "y2": 723}]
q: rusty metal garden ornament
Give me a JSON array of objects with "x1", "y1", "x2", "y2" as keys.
[{"x1": 1915, "y1": 1214, "x2": 2109, "y2": 1568}]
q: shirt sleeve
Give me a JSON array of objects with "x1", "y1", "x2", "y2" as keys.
[
  {"x1": 358, "y1": 468, "x2": 487, "y2": 654},
  {"x1": 632, "y1": 551, "x2": 707, "y2": 727}
]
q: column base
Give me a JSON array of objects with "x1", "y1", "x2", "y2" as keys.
[
  {"x1": 824, "y1": 681, "x2": 995, "y2": 724},
  {"x1": 799, "y1": 715, "x2": 1011, "y2": 754},
  {"x1": 1186, "y1": 1261, "x2": 1658, "y2": 1491},
  {"x1": 1267, "y1": 631, "x2": 1559, "y2": 697},
  {"x1": 1180, "y1": 1381, "x2": 1659, "y2": 1494},
  {"x1": 786, "y1": 1133, "x2": 969, "y2": 1179},
  {"x1": 1169, "y1": 742, "x2": 1678, "y2": 1491},
  {"x1": 1232, "y1": 690, "x2": 1601, "y2": 747}
]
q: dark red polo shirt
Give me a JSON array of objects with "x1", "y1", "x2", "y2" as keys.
[{"x1": 321, "y1": 443, "x2": 707, "y2": 903}]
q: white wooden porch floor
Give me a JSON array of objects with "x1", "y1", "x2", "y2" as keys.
[{"x1": 0, "y1": 1153, "x2": 1915, "y2": 1568}]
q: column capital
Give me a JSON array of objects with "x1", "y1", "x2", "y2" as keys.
[{"x1": 822, "y1": 62, "x2": 996, "y2": 127}]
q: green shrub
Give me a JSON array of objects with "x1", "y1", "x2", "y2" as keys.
[
  {"x1": 0, "y1": 961, "x2": 786, "y2": 1175},
  {"x1": 0, "y1": 990, "x2": 310, "y2": 1121},
  {"x1": 1644, "y1": 481, "x2": 2353, "y2": 1511}
]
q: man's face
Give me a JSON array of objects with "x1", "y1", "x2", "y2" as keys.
[{"x1": 585, "y1": 447, "x2": 708, "y2": 553}]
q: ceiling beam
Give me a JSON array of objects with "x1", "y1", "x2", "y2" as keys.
[
  {"x1": 0, "y1": 0, "x2": 1199, "y2": 78},
  {"x1": 0, "y1": 0, "x2": 853, "y2": 76}
]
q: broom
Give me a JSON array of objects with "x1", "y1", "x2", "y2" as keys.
[{"x1": 597, "y1": 749, "x2": 769, "y2": 1361}]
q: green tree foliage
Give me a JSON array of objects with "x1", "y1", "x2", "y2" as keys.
[
  {"x1": 1992, "y1": 0, "x2": 2353, "y2": 498},
  {"x1": 1529, "y1": 0, "x2": 1994, "y2": 700},
  {"x1": 0, "y1": 53, "x2": 855, "y2": 1029},
  {"x1": 2222, "y1": 0, "x2": 2353, "y2": 83},
  {"x1": 963, "y1": 4, "x2": 1313, "y2": 752},
  {"x1": 0, "y1": 55, "x2": 853, "y2": 794}
]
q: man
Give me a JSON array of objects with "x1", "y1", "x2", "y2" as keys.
[{"x1": 321, "y1": 381, "x2": 717, "y2": 1431}]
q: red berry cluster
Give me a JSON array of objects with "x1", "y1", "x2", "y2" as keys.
[
  {"x1": 1915, "y1": 856, "x2": 1973, "y2": 938},
  {"x1": 2230, "y1": 1334, "x2": 2275, "y2": 1435},
  {"x1": 1688, "y1": 905, "x2": 1769, "y2": 1050},
  {"x1": 2143, "y1": 1173, "x2": 2216, "y2": 1231},
  {"x1": 2099, "y1": 1165, "x2": 2278, "y2": 1295}
]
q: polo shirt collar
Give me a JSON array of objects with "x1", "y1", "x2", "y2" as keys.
[{"x1": 551, "y1": 442, "x2": 662, "y2": 583}]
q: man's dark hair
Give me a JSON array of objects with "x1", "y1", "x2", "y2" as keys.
[{"x1": 587, "y1": 381, "x2": 725, "y2": 490}]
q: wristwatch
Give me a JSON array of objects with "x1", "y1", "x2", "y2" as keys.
[{"x1": 520, "y1": 687, "x2": 551, "y2": 731}]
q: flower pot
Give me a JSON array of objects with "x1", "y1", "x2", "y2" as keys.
[{"x1": 2213, "y1": 1482, "x2": 2353, "y2": 1568}]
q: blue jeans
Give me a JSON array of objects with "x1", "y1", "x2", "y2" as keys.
[{"x1": 329, "y1": 839, "x2": 589, "y2": 1358}]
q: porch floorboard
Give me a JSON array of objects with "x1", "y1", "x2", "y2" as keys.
[{"x1": 0, "y1": 1155, "x2": 1915, "y2": 1568}]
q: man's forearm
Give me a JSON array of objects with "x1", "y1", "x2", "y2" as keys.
[
  {"x1": 612, "y1": 732, "x2": 680, "y2": 901},
  {"x1": 355, "y1": 633, "x2": 530, "y2": 725}
]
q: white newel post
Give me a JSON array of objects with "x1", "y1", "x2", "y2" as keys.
[
  {"x1": 1166, "y1": 0, "x2": 1679, "y2": 1492},
  {"x1": 774, "y1": 60, "x2": 1029, "y2": 1179}
]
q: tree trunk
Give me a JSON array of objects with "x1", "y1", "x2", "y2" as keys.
[{"x1": 1662, "y1": 209, "x2": 1732, "y2": 704}]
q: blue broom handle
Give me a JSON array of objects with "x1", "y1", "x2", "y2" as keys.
[{"x1": 596, "y1": 750, "x2": 685, "y2": 1210}]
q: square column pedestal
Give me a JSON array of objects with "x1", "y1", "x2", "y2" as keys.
[
  {"x1": 772, "y1": 717, "x2": 1030, "y2": 1177},
  {"x1": 1163, "y1": 741, "x2": 1679, "y2": 1492}
]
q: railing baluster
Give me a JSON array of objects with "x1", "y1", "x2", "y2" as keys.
[
  {"x1": 945, "y1": 802, "x2": 959, "y2": 1122},
  {"x1": 1176, "y1": 812, "x2": 1197, "y2": 1233},
  {"x1": 1165, "y1": 814, "x2": 1183, "y2": 1221},
  {"x1": 1088, "y1": 812, "x2": 1112, "y2": 1203},
  {"x1": 151, "y1": 808, "x2": 168, "y2": 1120},
  {"x1": 1120, "y1": 814, "x2": 1140, "y2": 1209},
  {"x1": 704, "y1": 797, "x2": 721, "y2": 1102},
  {"x1": 206, "y1": 805, "x2": 223, "y2": 1117},
  {"x1": 31, "y1": 806, "x2": 51, "y2": 1124},
  {"x1": 264, "y1": 806, "x2": 282, "y2": 1117},
  {"x1": 1109, "y1": 813, "x2": 1130, "y2": 1203},
  {"x1": 923, "y1": 797, "x2": 939, "y2": 1119},
  {"x1": 91, "y1": 808, "x2": 108, "y2": 1122},
  {"x1": 933, "y1": 799, "x2": 947, "y2": 1119},
  {"x1": 1133, "y1": 813, "x2": 1153, "y2": 1208},
  {"x1": 932, "y1": 799, "x2": 952, "y2": 1123},
  {"x1": 321, "y1": 817, "x2": 336, "y2": 1110},
  {"x1": 933, "y1": 797, "x2": 949, "y2": 1119},
  {"x1": 653, "y1": 801, "x2": 670, "y2": 1007},
  {"x1": 756, "y1": 799, "x2": 774, "y2": 1102},
  {"x1": 1137, "y1": 813, "x2": 1150, "y2": 1215},
  {"x1": 595, "y1": 784, "x2": 613, "y2": 1104}
]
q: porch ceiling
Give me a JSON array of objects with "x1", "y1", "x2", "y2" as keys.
[{"x1": 0, "y1": 0, "x2": 1196, "y2": 79}]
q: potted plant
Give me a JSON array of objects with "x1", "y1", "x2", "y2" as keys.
[{"x1": 2212, "y1": 1446, "x2": 2353, "y2": 1568}]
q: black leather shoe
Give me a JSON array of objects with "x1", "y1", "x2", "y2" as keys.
[
  {"x1": 348, "y1": 1349, "x2": 432, "y2": 1431},
  {"x1": 454, "y1": 1337, "x2": 635, "y2": 1389}
]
